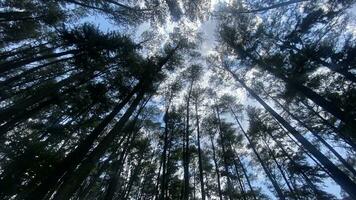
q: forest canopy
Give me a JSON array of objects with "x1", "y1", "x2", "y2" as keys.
[{"x1": 0, "y1": 0, "x2": 356, "y2": 199}]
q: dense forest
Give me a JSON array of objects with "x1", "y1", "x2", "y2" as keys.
[{"x1": 0, "y1": 0, "x2": 355, "y2": 199}]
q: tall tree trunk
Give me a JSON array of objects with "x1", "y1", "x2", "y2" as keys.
[
  {"x1": 227, "y1": 143, "x2": 249, "y2": 200},
  {"x1": 0, "y1": 41, "x2": 51, "y2": 60},
  {"x1": 210, "y1": 134, "x2": 223, "y2": 200},
  {"x1": 232, "y1": 155, "x2": 247, "y2": 199},
  {"x1": 0, "y1": 49, "x2": 79, "y2": 74},
  {"x1": 235, "y1": 154, "x2": 258, "y2": 200},
  {"x1": 227, "y1": 69, "x2": 356, "y2": 199},
  {"x1": 267, "y1": 125, "x2": 323, "y2": 198},
  {"x1": 215, "y1": 106, "x2": 233, "y2": 200},
  {"x1": 235, "y1": 0, "x2": 307, "y2": 14},
  {"x1": 154, "y1": 156, "x2": 163, "y2": 200},
  {"x1": 77, "y1": 154, "x2": 113, "y2": 199},
  {"x1": 194, "y1": 99, "x2": 206, "y2": 200},
  {"x1": 159, "y1": 96, "x2": 172, "y2": 200},
  {"x1": 262, "y1": 140, "x2": 298, "y2": 200},
  {"x1": 0, "y1": 70, "x2": 95, "y2": 127},
  {"x1": 232, "y1": 46, "x2": 356, "y2": 132},
  {"x1": 0, "y1": 55, "x2": 77, "y2": 88},
  {"x1": 26, "y1": 86, "x2": 142, "y2": 200},
  {"x1": 278, "y1": 122, "x2": 333, "y2": 177},
  {"x1": 318, "y1": 60, "x2": 356, "y2": 83},
  {"x1": 51, "y1": 91, "x2": 146, "y2": 200},
  {"x1": 165, "y1": 136, "x2": 173, "y2": 199},
  {"x1": 266, "y1": 91, "x2": 356, "y2": 177},
  {"x1": 231, "y1": 110, "x2": 286, "y2": 200},
  {"x1": 121, "y1": 153, "x2": 144, "y2": 200},
  {"x1": 104, "y1": 117, "x2": 141, "y2": 200},
  {"x1": 183, "y1": 81, "x2": 193, "y2": 200},
  {"x1": 299, "y1": 99, "x2": 356, "y2": 150}
]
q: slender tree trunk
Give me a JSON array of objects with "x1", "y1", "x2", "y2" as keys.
[
  {"x1": 25, "y1": 85, "x2": 142, "y2": 200},
  {"x1": 122, "y1": 153, "x2": 144, "y2": 200},
  {"x1": 232, "y1": 155, "x2": 247, "y2": 199},
  {"x1": 227, "y1": 69, "x2": 356, "y2": 199},
  {"x1": 210, "y1": 134, "x2": 223, "y2": 200},
  {"x1": 267, "y1": 126, "x2": 323, "y2": 198},
  {"x1": 104, "y1": 119, "x2": 141, "y2": 200},
  {"x1": 183, "y1": 81, "x2": 193, "y2": 200},
  {"x1": 266, "y1": 92, "x2": 356, "y2": 177},
  {"x1": 231, "y1": 111, "x2": 286, "y2": 200},
  {"x1": 0, "y1": 70, "x2": 91, "y2": 126},
  {"x1": 165, "y1": 127, "x2": 174, "y2": 199},
  {"x1": 194, "y1": 99, "x2": 206, "y2": 200},
  {"x1": 215, "y1": 106, "x2": 233, "y2": 200},
  {"x1": 0, "y1": 56, "x2": 77, "y2": 88},
  {"x1": 277, "y1": 122, "x2": 333, "y2": 177},
  {"x1": 159, "y1": 97, "x2": 172, "y2": 200},
  {"x1": 154, "y1": 156, "x2": 163, "y2": 200},
  {"x1": 51, "y1": 91, "x2": 146, "y2": 200},
  {"x1": 233, "y1": 46, "x2": 355, "y2": 131},
  {"x1": 299, "y1": 99, "x2": 356, "y2": 150},
  {"x1": 235, "y1": 154, "x2": 258, "y2": 200},
  {"x1": 319, "y1": 60, "x2": 356, "y2": 83},
  {"x1": 235, "y1": 0, "x2": 307, "y2": 14},
  {"x1": 0, "y1": 43, "x2": 60, "y2": 62},
  {"x1": 0, "y1": 11, "x2": 33, "y2": 21},
  {"x1": 0, "y1": 43, "x2": 54, "y2": 62},
  {"x1": 227, "y1": 143, "x2": 249, "y2": 200},
  {"x1": 262, "y1": 140, "x2": 298, "y2": 200},
  {"x1": 0, "y1": 49, "x2": 79, "y2": 74}
]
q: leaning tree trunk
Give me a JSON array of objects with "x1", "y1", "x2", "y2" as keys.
[
  {"x1": 236, "y1": 0, "x2": 307, "y2": 14},
  {"x1": 235, "y1": 153, "x2": 258, "y2": 200},
  {"x1": 265, "y1": 91, "x2": 356, "y2": 178},
  {"x1": 267, "y1": 127, "x2": 323, "y2": 199},
  {"x1": 51, "y1": 91, "x2": 145, "y2": 200},
  {"x1": 232, "y1": 45, "x2": 356, "y2": 132},
  {"x1": 232, "y1": 111, "x2": 286, "y2": 200},
  {"x1": 299, "y1": 99, "x2": 356, "y2": 150},
  {"x1": 227, "y1": 143, "x2": 251, "y2": 200},
  {"x1": 25, "y1": 84, "x2": 141, "y2": 200},
  {"x1": 227, "y1": 69, "x2": 356, "y2": 199},
  {"x1": 262, "y1": 140, "x2": 299, "y2": 200},
  {"x1": 104, "y1": 117, "x2": 141, "y2": 200},
  {"x1": 231, "y1": 153, "x2": 247, "y2": 200},
  {"x1": 0, "y1": 49, "x2": 79, "y2": 74}
]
